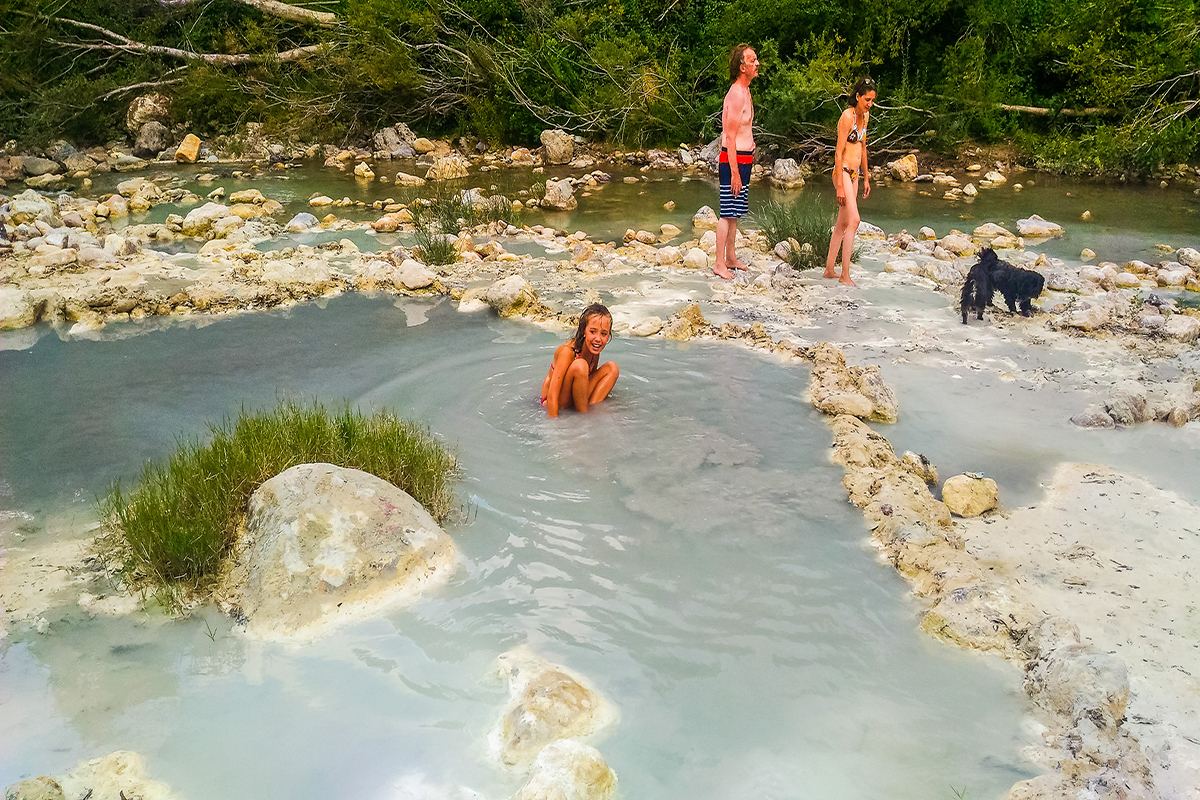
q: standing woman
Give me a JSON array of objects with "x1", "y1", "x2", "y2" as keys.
[{"x1": 824, "y1": 77, "x2": 876, "y2": 287}]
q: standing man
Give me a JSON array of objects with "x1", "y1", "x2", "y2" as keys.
[{"x1": 714, "y1": 43, "x2": 759, "y2": 280}]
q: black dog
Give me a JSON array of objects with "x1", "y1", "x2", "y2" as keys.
[{"x1": 961, "y1": 248, "x2": 1045, "y2": 323}]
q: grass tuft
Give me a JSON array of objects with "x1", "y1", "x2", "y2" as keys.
[
  {"x1": 755, "y1": 197, "x2": 837, "y2": 270},
  {"x1": 97, "y1": 400, "x2": 458, "y2": 605}
]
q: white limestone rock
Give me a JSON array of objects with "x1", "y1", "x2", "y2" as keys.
[
  {"x1": 541, "y1": 179, "x2": 578, "y2": 211},
  {"x1": 682, "y1": 247, "x2": 708, "y2": 270},
  {"x1": 217, "y1": 463, "x2": 456, "y2": 641},
  {"x1": 0, "y1": 287, "x2": 38, "y2": 329},
  {"x1": 426, "y1": 155, "x2": 470, "y2": 180},
  {"x1": 485, "y1": 275, "x2": 539, "y2": 317},
  {"x1": 395, "y1": 259, "x2": 437, "y2": 290},
  {"x1": 57, "y1": 750, "x2": 174, "y2": 800},
  {"x1": 1163, "y1": 314, "x2": 1200, "y2": 343},
  {"x1": 511, "y1": 740, "x2": 618, "y2": 800},
  {"x1": 490, "y1": 647, "x2": 618, "y2": 770},
  {"x1": 180, "y1": 202, "x2": 230, "y2": 237},
  {"x1": 692, "y1": 205, "x2": 717, "y2": 231},
  {"x1": 890, "y1": 154, "x2": 918, "y2": 181},
  {"x1": 540, "y1": 129, "x2": 575, "y2": 165},
  {"x1": 1017, "y1": 214, "x2": 1064, "y2": 237},
  {"x1": 628, "y1": 316, "x2": 664, "y2": 336},
  {"x1": 769, "y1": 158, "x2": 805, "y2": 188},
  {"x1": 941, "y1": 473, "x2": 999, "y2": 517}
]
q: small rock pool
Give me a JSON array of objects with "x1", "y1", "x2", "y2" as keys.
[{"x1": 1, "y1": 295, "x2": 1033, "y2": 799}]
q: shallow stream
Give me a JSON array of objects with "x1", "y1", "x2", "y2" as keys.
[
  {"x1": 1, "y1": 298, "x2": 1032, "y2": 799},
  {"x1": 4, "y1": 163, "x2": 1200, "y2": 798}
]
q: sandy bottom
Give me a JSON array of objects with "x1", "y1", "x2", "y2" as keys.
[{"x1": 959, "y1": 462, "x2": 1200, "y2": 800}]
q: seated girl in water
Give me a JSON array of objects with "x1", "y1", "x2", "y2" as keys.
[{"x1": 540, "y1": 303, "x2": 620, "y2": 417}]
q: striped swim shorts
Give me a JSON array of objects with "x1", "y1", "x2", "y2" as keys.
[{"x1": 718, "y1": 148, "x2": 753, "y2": 219}]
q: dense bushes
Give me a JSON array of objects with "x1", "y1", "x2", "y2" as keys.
[{"x1": 2, "y1": 0, "x2": 1197, "y2": 172}]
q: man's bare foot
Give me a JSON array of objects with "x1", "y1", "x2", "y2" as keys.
[
  {"x1": 838, "y1": 276, "x2": 857, "y2": 287},
  {"x1": 822, "y1": 268, "x2": 838, "y2": 279},
  {"x1": 731, "y1": 259, "x2": 749, "y2": 271},
  {"x1": 713, "y1": 266, "x2": 735, "y2": 280}
]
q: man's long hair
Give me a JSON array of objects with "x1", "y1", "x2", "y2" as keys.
[{"x1": 729, "y1": 43, "x2": 753, "y2": 84}]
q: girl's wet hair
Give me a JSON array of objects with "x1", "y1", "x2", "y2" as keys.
[
  {"x1": 848, "y1": 77, "x2": 877, "y2": 106},
  {"x1": 573, "y1": 303, "x2": 612, "y2": 353}
]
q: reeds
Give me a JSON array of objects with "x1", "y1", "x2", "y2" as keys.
[
  {"x1": 98, "y1": 400, "x2": 458, "y2": 603},
  {"x1": 755, "y1": 196, "x2": 839, "y2": 270}
]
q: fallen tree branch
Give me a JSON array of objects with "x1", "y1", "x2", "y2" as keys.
[
  {"x1": 95, "y1": 69, "x2": 188, "y2": 101},
  {"x1": 999, "y1": 103, "x2": 1111, "y2": 117},
  {"x1": 156, "y1": 0, "x2": 338, "y2": 27},
  {"x1": 41, "y1": 15, "x2": 330, "y2": 64}
]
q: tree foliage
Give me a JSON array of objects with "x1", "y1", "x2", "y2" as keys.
[{"x1": 1, "y1": 0, "x2": 1197, "y2": 170}]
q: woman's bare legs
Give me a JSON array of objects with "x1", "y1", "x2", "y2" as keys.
[
  {"x1": 558, "y1": 359, "x2": 619, "y2": 413},
  {"x1": 823, "y1": 171, "x2": 860, "y2": 286}
]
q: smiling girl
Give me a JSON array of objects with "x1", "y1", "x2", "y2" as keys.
[{"x1": 541, "y1": 303, "x2": 620, "y2": 417}]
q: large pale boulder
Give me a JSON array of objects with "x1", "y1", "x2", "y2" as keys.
[
  {"x1": 485, "y1": 274, "x2": 539, "y2": 317},
  {"x1": 217, "y1": 463, "x2": 456, "y2": 641},
  {"x1": 661, "y1": 302, "x2": 709, "y2": 341},
  {"x1": 890, "y1": 154, "x2": 918, "y2": 181},
  {"x1": 692, "y1": 205, "x2": 718, "y2": 230},
  {"x1": 180, "y1": 202, "x2": 230, "y2": 237},
  {"x1": 919, "y1": 583, "x2": 1039, "y2": 659},
  {"x1": 491, "y1": 647, "x2": 618, "y2": 770},
  {"x1": 395, "y1": 259, "x2": 436, "y2": 290},
  {"x1": 682, "y1": 247, "x2": 708, "y2": 270},
  {"x1": 1176, "y1": 247, "x2": 1200, "y2": 269},
  {"x1": 285, "y1": 212, "x2": 318, "y2": 232},
  {"x1": 9, "y1": 189, "x2": 54, "y2": 224},
  {"x1": 174, "y1": 134, "x2": 201, "y2": 163},
  {"x1": 540, "y1": 129, "x2": 575, "y2": 165},
  {"x1": 808, "y1": 342, "x2": 898, "y2": 423},
  {"x1": 1061, "y1": 303, "x2": 1110, "y2": 331},
  {"x1": 972, "y1": 222, "x2": 1013, "y2": 240},
  {"x1": 133, "y1": 122, "x2": 169, "y2": 158},
  {"x1": 1163, "y1": 314, "x2": 1200, "y2": 343},
  {"x1": 941, "y1": 473, "x2": 999, "y2": 517},
  {"x1": 126, "y1": 93, "x2": 172, "y2": 133},
  {"x1": 0, "y1": 287, "x2": 39, "y2": 329},
  {"x1": 15, "y1": 156, "x2": 60, "y2": 177},
  {"x1": 512, "y1": 740, "x2": 618, "y2": 800},
  {"x1": 769, "y1": 158, "x2": 805, "y2": 189},
  {"x1": 425, "y1": 155, "x2": 469, "y2": 180},
  {"x1": 1025, "y1": 644, "x2": 1130, "y2": 732},
  {"x1": 541, "y1": 179, "x2": 577, "y2": 211},
  {"x1": 56, "y1": 750, "x2": 174, "y2": 800},
  {"x1": 1017, "y1": 214, "x2": 1064, "y2": 237},
  {"x1": 4, "y1": 776, "x2": 64, "y2": 800}
]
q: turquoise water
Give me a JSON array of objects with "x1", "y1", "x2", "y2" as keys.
[{"x1": 0, "y1": 297, "x2": 1031, "y2": 799}]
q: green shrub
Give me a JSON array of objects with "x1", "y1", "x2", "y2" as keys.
[
  {"x1": 98, "y1": 400, "x2": 458, "y2": 604},
  {"x1": 413, "y1": 223, "x2": 458, "y2": 265},
  {"x1": 755, "y1": 196, "x2": 836, "y2": 269}
]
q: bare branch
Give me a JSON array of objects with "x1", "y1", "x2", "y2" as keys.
[
  {"x1": 37, "y1": 15, "x2": 332, "y2": 64},
  {"x1": 95, "y1": 69, "x2": 188, "y2": 101},
  {"x1": 999, "y1": 103, "x2": 1111, "y2": 117},
  {"x1": 157, "y1": 0, "x2": 338, "y2": 27}
]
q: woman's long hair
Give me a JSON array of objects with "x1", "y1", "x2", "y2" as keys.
[{"x1": 573, "y1": 303, "x2": 612, "y2": 353}]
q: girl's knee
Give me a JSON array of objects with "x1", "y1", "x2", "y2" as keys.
[
  {"x1": 604, "y1": 361, "x2": 619, "y2": 379},
  {"x1": 846, "y1": 212, "x2": 861, "y2": 230},
  {"x1": 568, "y1": 358, "x2": 589, "y2": 377}
]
